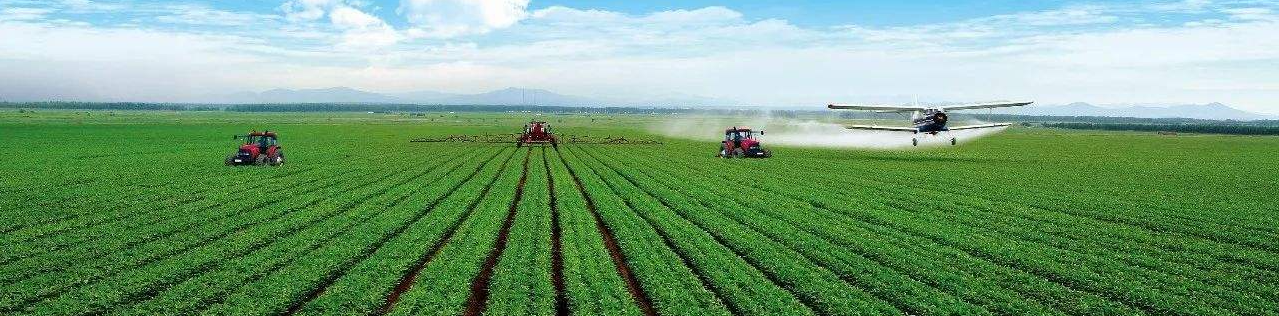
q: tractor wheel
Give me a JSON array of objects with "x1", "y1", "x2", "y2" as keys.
[
  {"x1": 255, "y1": 155, "x2": 267, "y2": 166},
  {"x1": 225, "y1": 155, "x2": 235, "y2": 166},
  {"x1": 732, "y1": 148, "x2": 745, "y2": 158},
  {"x1": 269, "y1": 154, "x2": 284, "y2": 166}
]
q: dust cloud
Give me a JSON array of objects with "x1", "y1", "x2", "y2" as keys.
[{"x1": 651, "y1": 114, "x2": 1008, "y2": 149}]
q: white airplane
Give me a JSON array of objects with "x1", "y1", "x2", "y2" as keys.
[{"x1": 827, "y1": 101, "x2": 1033, "y2": 146}]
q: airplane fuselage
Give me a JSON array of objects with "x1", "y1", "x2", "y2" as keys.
[
  {"x1": 911, "y1": 109, "x2": 949, "y2": 134},
  {"x1": 827, "y1": 100, "x2": 1031, "y2": 146}
]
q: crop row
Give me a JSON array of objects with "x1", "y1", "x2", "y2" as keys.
[
  {"x1": 557, "y1": 148, "x2": 730, "y2": 316},
  {"x1": 0, "y1": 149, "x2": 401, "y2": 276},
  {"x1": 602, "y1": 146, "x2": 1080, "y2": 315},
  {"x1": 578, "y1": 147, "x2": 913, "y2": 315},
  {"x1": 4, "y1": 146, "x2": 478, "y2": 314},
  {"x1": 198, "y1": 147, "x2": 509, "y2": 315},
  {"x1": 546, "y1": 148, "x2": 645, "y2": 316},
  {"x1": 757, "y1": 152, "x2": 1277, "y2": 314},
  {"x1": 564, "y1": 147, "x2": 814, "y2": 315},
  {"x1": 483, "y1": 147, "x2": 557, "y2": 315},
  {"x1": 0, "y1": 145, "x2": 456, "y2": 285},
  {"x1": 384, "y1": 148, "x2": 530, "y2": 316},
  {"x1": 586, "y1": 147, "x2": 1004, "y2": 315},
  {"x1": 0, "y1": 139, "x2": 366, "y2": 248},
  {"x1": 291, "y1": 146, "x2": 517, "y2": 315},
  {"x1": 873, "y1": 165, "x2": 1279, "y2": 276},
  {"x1": 619, "y1": 143, "x2": 1271, "y2": 315},
  {"x1": 0, "y1": 136, "x2": 321, "y2": 233}
]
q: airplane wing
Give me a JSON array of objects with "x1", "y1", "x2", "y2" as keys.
[
  {"x1": 845, "y1": 125, "x2": 919, "y2": 132},
  {"x1": 948, "y1": 123, "x2": 1011, "y2": 131},
  {"x1": 827, "y1": 104, "x2": 928, "y2": 113},
  {"x1": 940, "y1": 101, "x2": 1033, "y2": 111}
]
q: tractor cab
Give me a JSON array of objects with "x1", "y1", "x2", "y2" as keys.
[
  {"x1": 724, "y1": 128, "x2": 759, "y2": 144},
  {"x1": 246, "y1": 133, "x2": 277, "y2": 150},
  {"x1": 718, "y1": 127, "x2": 772, "y2": 158},
  {"x1": 518, "y1": 121, "x2": 558, "y2": 148},
  {"x1": 525, "y1": 121, "x2": 551, "y2": 135},
  {"x1": 227, "y1": 131, "x2": 284, "y2": 166}
]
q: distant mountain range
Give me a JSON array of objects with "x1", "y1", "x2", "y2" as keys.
[
  {"x1": 205, "y1": 87, "x2": 1273, "y2": 120},
  {"x1": 996, "y1": 102, "x2": 1275, "y2": 121}
]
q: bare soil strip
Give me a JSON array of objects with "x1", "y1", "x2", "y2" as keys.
[
  {"x1": 543, "y1": 148, "x2": 569, "y2": 316},
  {"x1": 280, "y1": 149, "x2": 505, "y2": 315},
  {"x1": 555, "y1": 147, "x2": 657, "y2": 316},
  {"x1": 375, "y1": 148, "x2": 518, "y2": 315},
  {"x1": 461, "y1": 148, "x2": 532, "y2": 316}
]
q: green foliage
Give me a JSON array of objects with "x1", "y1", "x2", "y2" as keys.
[{"x1": 1, "y1": 111, "x2": 1276, "y2": 316}]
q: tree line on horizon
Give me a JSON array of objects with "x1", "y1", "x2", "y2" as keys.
[{"x1": 4, "y1": 101, "x2": 1277, "y2": 135}]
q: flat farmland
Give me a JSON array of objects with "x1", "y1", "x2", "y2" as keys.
[{"x1": 2, "y1": 111, "x2": 1277, "y2": 316}]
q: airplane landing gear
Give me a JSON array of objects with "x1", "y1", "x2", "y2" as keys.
[
  {"x1": 951, "y1": 138, "x2": 957, "y2": 145},
  {"x1": 912, "y1": 138, "x2": 918, "y2": 146}
]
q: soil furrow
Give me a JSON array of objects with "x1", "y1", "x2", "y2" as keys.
[
  {"x1": 581, "y1": 148, "x2": 821, "y2": 315},
  {"x1": 279, "y1": 148, "x2": 506, "y2": 315},
  {"x1": 570, "y1": 147, "x2": 747, "y2": 316},
  {"x1": 0, "y1": 151, "x2": 376, "y2": 271},
  {"x1": 461, "y1": 148, "x2": 532, "y2": 316},
  {"x1": 555, "y1": 147, "x2": 657, "y2": 316},
  {"x1": 543, "y1": 148, "x2": 569, "y2": 316},
  {"x1": 375, "y1": 148, "x2": 518, "y2": 315},
  {"x1": 1, "y1": 153, "x2": 348, "y2": 243},
  {"x1": 129, "y1": 150, "x2": 492, "y2": 315}
]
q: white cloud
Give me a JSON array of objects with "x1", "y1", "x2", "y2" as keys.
[
  {"x1": 58, "y1": 0, "x2": 126, "y2": 13},
  {"x1": 2, "y1": 1, "x2": 1279, "y2": 113},
  {"x1": 1149, "y1": 0, "x2": 1213, "y2": 12},
  {"x1": 329, "y1": 6, "x2": 400, "y2": 47},
  {"x1": 398, "y1": 0, "x2": 530, "y2": 38},
  {"x1": 643, "y1": 6, "x2": 742, "y2": 24},
  {"x1": 529, "y1": 6, "x2": 623, "y2": 23},
  {"x1": 276, "y1": 0, "x2": 400, "y2": 48},
  {"x1": 1015, "y1": 20, "x2": 1279, "y2": 67},
  {"x1": 987, "y1": 6, "x2": 1119, "y2": 26},
  {"x1": 155, "y1": 5, "x2": 279, "y2": 26},
  {"x1": 329, "y1": 5, "x2": 381, "y2": 28},
  {"x1": 0, "y1": 21, "x2": 279, "y2": 102},
  {"x1": 0, "y1": 7, "x2": 53, "y2": 21},
  {"x1": 519, "y1": 6, "x2": 813, "y2": 55},
  {"x1": 1221, "y1": 7, "x2": 1274, "y2": 20},
  {"x1": 280, "y1": 0, "x2": 343, "y2": 21},
  {"x1": 531, "y1": 6, "x2": 747, "y2": 29}
]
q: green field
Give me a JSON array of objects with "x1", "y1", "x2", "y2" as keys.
[{"x1": 2, "y1": 110, "x2": 1277, "y2": 316}]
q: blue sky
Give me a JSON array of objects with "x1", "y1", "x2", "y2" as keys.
[{"x1": 1, "y1": 0, "x2": 1277, "y2": 113}]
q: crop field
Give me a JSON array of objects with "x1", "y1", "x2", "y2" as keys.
[{"x1": 2, "y1": 110, "x2": 1277, "y2": 316}]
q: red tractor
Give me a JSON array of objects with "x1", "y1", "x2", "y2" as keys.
[
  {"x1": 718, "y1": 127, "x2": 772, "y2": 158},
  {"x1": 226, "y1": 130, "x2": 285, "y2": 166},
  {"x1": 517, "y1": 121, "x2": 558, "y2": 148}
]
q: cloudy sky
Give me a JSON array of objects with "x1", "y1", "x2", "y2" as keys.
[{"x1": 0, "y1": 0, "x2": 1277, "y2": 112}]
